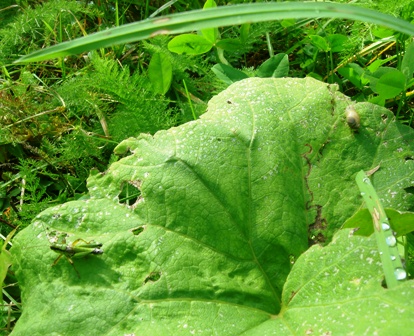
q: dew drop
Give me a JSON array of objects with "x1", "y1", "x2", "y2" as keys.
[
  {"x1": 381, "y1": 223, "x2": 390, "y2": 230},
  {"x1": 394, "y1": 268, "x2": 407, "y2": 280},
  {"x1": 360, "y1": 192, "x2": 365, "y2": 196},
  {"x1": 390, "y1": 255, "x2": 396, "y2": 261},
  {"x1": 385, "y1": 236, "x2": 397, "y2": 247},
  {"x1": 363, "y1": 177, "x2": 370, "y2": 184}
]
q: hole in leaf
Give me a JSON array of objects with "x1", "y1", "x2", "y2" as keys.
[
  {"x1": 132, "y1": 226, "x2": 144, "y2": 236},
  {"x1": 404, "y1": 186, "x2": 414, "y2": 195},
  {"x1": 144, "y1": 271, "x2": 161, "y2": 284},
  {"x1": 348, "y1": 227, "x2": 360, "y2": 236},
  {"x1": 381, "y1": 114, "x2": 388, "y2": 122},
  {"x1": 405, "y1": 156, "x2": 413, "y2": 161},
  {"x1": 115, "y1": 146, "x2": 134, "y2": 158},
  {"x1": 118, "y1": 180, "x2": 141, "y2": 205},
  {"x1": 308, "y1": 205, "x2": 327, "y2": 245}
]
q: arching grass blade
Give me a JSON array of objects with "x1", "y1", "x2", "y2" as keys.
[
  {"x1": 355, "y1": 170, "x2": 406, "y2": 288},
  {"x1": 15, "y1": 2, "x2": 414, "y2": 63}
]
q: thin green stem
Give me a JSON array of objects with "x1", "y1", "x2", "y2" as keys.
[
  {"x1": 182, "y1": 79, "x2": 196, "y2": 120},
  {"x1": 216, "y1": 48, "x2": 229, "y2": 65},
  {"x1": 115, "y1": 0, "x2": 119, "y2": 27},
  {"x1": 266, "y1": 32, "x2": 274, "y2": 58}
]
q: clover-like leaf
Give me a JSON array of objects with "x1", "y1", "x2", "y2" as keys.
[
  {"x1": 168, "y1": 34, "x2": 213, "y2": 55},
  {"x1": 11, "y1": 78, "x2": 414, "y2": 335}
]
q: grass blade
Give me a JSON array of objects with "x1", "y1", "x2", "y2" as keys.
[
  {"x1": 355, "y1": 170, "x2": 407, "y2": 288},
  {"x1": 15, "y1": 2, "x2": 414, "y2": 63}
]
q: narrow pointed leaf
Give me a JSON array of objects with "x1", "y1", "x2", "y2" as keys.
[
  {"x1": 211, "y1": 63, "x2": 249, "y2": 84},
  {"x1": 257, "y1": 54, "x2": 289, "y2": 78},
  {"x1": 148, "y1": 52, "x2": 172, "y2": 94},
  {"x1": 201, "y1": 0, "x2": 218, "y2": 44}
]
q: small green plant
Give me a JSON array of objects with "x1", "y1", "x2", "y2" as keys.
[
  {"x1": 211, "y1": 53, "x2": 289, "y2": 85},
  {"x1": 0, "y1": 227, "x2": 17, "y2": 286},
  {"x1": 167, "y1": 0, "x2": 246, "y2": 65},
  {"x1": 338, "y1": 40, "x2": 414, "y2": 107},
  {"x1": 0, "y1": 227, "x2": 20, "y2": 333}
]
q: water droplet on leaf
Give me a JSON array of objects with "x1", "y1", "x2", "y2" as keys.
[
  {"x1": 394, "y1": 268, "x2": 407, "y2": 280},
  {"x1": 381, "y1": 223, "x2": 390, "y2": 230},
  {"x1": 385, "y1": 236, "x2": 396, "y2": 247}
]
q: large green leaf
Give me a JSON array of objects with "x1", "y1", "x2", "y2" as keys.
[{"x1": 11, "y1": 78, "x2": 414, "y2": 335}]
